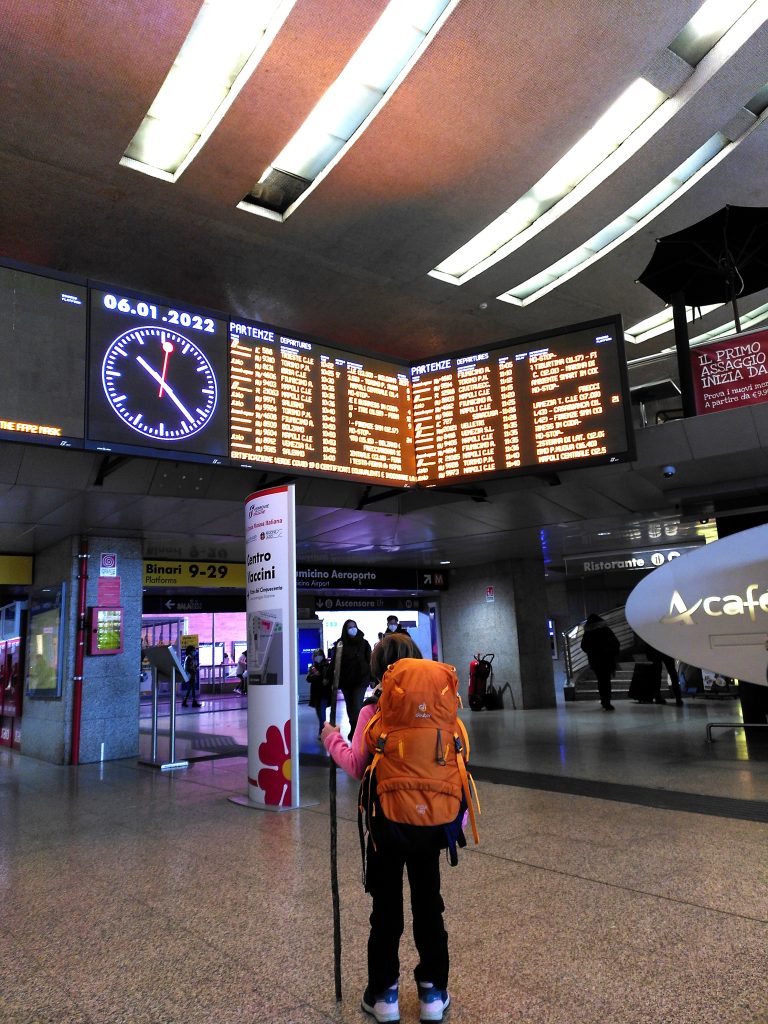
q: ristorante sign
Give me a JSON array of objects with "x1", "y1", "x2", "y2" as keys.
[
  {"x1": 626, "y1": 524, "x2": 768, "y2": 686},
  {"x1": 691, "y1": 327, "x2": 768, "y2": 415}
]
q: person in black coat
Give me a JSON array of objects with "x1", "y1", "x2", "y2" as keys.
[
  {"x1": 580, "y1": 614, "x2": 620, "y2": 711},
  {"x1": 328, "y1": 619, "x2": 372, "y2": 737},
  {"x1": 306, "y1": 647, "x2": 331, "y2": 738}
]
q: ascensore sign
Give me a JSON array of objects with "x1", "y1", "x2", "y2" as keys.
[{"x1": 625, "y1": 524, "x2": 768, "y2": 686}]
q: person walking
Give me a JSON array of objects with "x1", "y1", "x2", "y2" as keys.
[
  {"x1": 327, "y1": 619, "x2": 371, "y2": 737},
  {"x1": 321, "y1": 633, "x2": 464, "y2": 1023},
  {"x1": 181, "y1": 644, "x2": 201, "y2": 708},
  {"x1": 306, "y1": 647, "x2": 331, "y2": 738},
  {"x1": 580, "y1": 613, "x2": 620, "y2": 711}
]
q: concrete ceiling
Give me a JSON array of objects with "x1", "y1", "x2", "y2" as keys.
[{"x1": 1, "y1": 0, "x2": 767, "y2": 569}]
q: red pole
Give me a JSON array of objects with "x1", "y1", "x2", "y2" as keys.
[{"x1": 70, "y1": 538, "x2": 89, "y2": 765}]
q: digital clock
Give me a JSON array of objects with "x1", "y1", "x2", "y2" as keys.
[{"x1": 101, "y1": 325, "x2": 217, "y2": 440}]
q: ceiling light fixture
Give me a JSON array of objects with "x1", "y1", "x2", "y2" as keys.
[
  {"x1": 497, "y1": 133, "x2": 731, "y2": 306},
  {"x1": 239, "y1": 0, "x2": 459, "y2": 220},
  {"x1": 429, "y1": 0, "x2": 763, "y2": 287},
  {"x1": 429, "y1": 79, "x2": 666, "y2": 285},
  {"x1": 120, "y1": 0, "x2": 297, "y2": 181},
  {"x1": 625, "y1": 303, "x2": 723, "y2": 345}
]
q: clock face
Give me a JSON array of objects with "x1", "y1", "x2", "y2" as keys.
[{"x1": 101, "y1": 326, "x2": 218, "y2": 440}]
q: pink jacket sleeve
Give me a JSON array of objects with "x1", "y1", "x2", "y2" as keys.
[{"x1": 323, "y1": 702, "x2": 376, "y2": 780}]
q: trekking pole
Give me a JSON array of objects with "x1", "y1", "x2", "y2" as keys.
[{"x1": 329, "y1": 642, "x2": 343, "y2": 1001}]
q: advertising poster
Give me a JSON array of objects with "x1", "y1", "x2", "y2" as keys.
[
  {"x1": 242, "y1": 486, "x2": 298, "y2": 808},
  {"x1": 690, "y1": 327, "x2": 768, "y2": 415},
  {"x1": 26, "y1": 585, "x2": 66, "y2": 698}
]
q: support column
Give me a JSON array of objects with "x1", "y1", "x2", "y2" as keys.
[
  {"x1": 21, "y1": 536, "x2": 143, "y2": 764},
  {"x1": 439, "y1": 557, "x2": 555, "y2": 709}
]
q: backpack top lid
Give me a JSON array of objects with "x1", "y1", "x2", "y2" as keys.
[{"x1": 377, "y1": 658, "x2": 460, "y2": 733}]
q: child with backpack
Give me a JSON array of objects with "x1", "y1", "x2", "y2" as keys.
[{"x1": 321, "y1": 633, "x2": 479, "y2": 1024}]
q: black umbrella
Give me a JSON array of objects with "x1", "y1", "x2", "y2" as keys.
[
  {"x1": 639, "y1": 204, "x2": 768, "y2": 330},
  {"x1": 638, "y1": 205, "x2": 768, "y2": 415}
]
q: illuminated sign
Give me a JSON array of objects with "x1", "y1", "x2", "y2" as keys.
[
  {"x1": 143, "y1": 561, "x2": 246, "y2": 589},
  {"x1": 229, "y1": 319, "x2": 414, "y2": 486},
  {"x1": 626, "y1": 524, "x2": 768, "y2": 686},
  {"x1": 564, "y1": 545, "x2": 701, "y2": 576},
  {"x1": 410, "y1": 316, "x2": 633, "y2": 484}
]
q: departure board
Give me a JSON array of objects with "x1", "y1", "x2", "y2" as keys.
[
  {"x1": 411, "y1": 316, "x2": 633, "y2": 484},
  {"x1": 87, "y1": 287, "x2": 230, "y2": 461},
  {"x1": 0, "y1": 265, "x2": 86, "y2": 447},
  {"x1": 229, "y1": 319, "x2": 415, "y2": 484}
]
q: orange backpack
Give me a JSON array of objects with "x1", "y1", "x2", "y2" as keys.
[{"x1": 360, "y1": 658, "x2": 480, "y2": 863}]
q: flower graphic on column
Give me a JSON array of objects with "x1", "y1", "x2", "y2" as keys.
[{"x1": 257, "y1": 720, "x2": 292, "y2": 806}]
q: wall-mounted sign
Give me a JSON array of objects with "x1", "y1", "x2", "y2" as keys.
[
  {"x1": 626, "y1": 523, "x2": 768, "y2": 686},
  {"x1": 298, "y1": 566, "x2": 448, "y2": 591},
  {"x1": 691, "y1": 327, "x2": 768, "y2": 415},
  {"x1": 564, "y1": 545, "x2": 702, "y2": 576},
  {"x1": 99, "y1": 552, "x2": 118, "y2": 577},
  {"x1": 315, "y1": 595, "x2": 420, "y2": 612},
  {"x1": 0, "y1": 555, "x2": 33, "y2": 585},
  {"x1": 143, "y1": 561, "x2": 246, "y2": 589}
]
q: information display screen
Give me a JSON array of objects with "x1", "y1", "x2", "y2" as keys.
[
  {"x1": 410, "y1": 316, "x2": 632, "y2": 484},
  {"x1": 87, "y1": 287, "x2": 229, "y2": 460},
  {"x1": 0, "y1": 265, "x2": 86, "y2": 447},
  {"x1": 229, "y1": 319, "x2": 415, "y2": 484}
]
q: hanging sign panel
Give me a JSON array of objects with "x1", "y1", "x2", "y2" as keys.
[
  {"x1": 626, "y1": 524, "x2": 768, "y2": 686},
  {"x1": 411, "y1": 315, "x2": 633, "y2": 484},
  {"x1": 0, "y1": 265, "x2": 86, "y2": 448},
  {"x1": 690, "y1": 327, "x2": 768, "y2": 415},
  {"x1": 229, "y1": 319, "x2": 414, "y2": 485}
]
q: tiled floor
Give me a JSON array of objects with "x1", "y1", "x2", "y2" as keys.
[{"x1": 3, "y1": 697, "x2": 768, "y2": 1023}]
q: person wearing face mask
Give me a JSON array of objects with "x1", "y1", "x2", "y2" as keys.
[
  {"x1": 306, "y1": 647, "x2": 331, "y2": 739},
  {"x1": 383, "y1": 614, "x2": 408, "y2": 636},
  {"x1": 328, "y1": 619, "x2": 372, "y2": 738}
]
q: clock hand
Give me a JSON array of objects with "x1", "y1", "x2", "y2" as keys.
[
  {"x1": 135, "y1": 355, "x2": 196, "y2": 424},
  {"x1": 158, "y1": 337, "x2": 174, "y2": 398}
]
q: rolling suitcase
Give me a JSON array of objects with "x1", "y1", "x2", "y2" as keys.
[{"x1": 628, "y1": 662, "x2": 658, "y2": 703}]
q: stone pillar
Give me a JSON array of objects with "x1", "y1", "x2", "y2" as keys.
[
  {"x1": 21, "y1": 536, "x2": 143, "y2": 764},
  {"x1": 440, "y1": 557, "x2": 555, "y2": 709}
]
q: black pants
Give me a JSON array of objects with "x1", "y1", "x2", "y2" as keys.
[
  {"x1": 660, "y1": 655, "x2": 682, "y2": 701},
  {"x1": 181, "y1": 676, "x2": 197, "y2": 703},
  {"x1": 366, "y1": 840, "x2": 449, "y2": 994},
  {"x1": 342, "y1": 684, "x2": 367, "y2": 736},
  {"x1": 594, "y1": 667, "x2": 612, "y2": 707}
]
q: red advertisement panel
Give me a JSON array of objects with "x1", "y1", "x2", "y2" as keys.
[{"x1": 691, "y1": 327, "x2": 768, "y2": 415}]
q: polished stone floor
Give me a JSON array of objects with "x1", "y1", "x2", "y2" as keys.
[{"x1": 3, "y1": 697, "x2": 768, "y2": 1023}]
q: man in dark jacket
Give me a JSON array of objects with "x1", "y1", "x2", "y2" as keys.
[
  {"x1": 328, "y1": 619, "x2": 372, "y2": 737},
  {"x1": 580, "y1": 614, "x2": 620, "y2": 711}
]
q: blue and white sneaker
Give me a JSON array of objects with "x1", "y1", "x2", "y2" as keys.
[
  {"x1": 418, "y1": 982, "x2": 451, "y2": 1022},
  {"x1": 362, "y1": 983, "x2": 400, "y2": 1023}
]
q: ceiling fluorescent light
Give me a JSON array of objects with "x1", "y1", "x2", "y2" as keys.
[
  {"x1": 430, "y1": 78, "x2": 666, "y2": 285},
  {"x1": 689, "y1": 302, "x2": 768, "y2": 344},
  {"x1": 625, "y1": 305, "x2": 722, "y2": 345},
  {"x1": 497, "y1": 132, "x2": 729, "y2": 306},
  {"x1": 430, "y1": 0, "x2": 765, "y2": 287},
  {"x1": 121, "y1": 0, "x2": 297, "y2": 181},
  {"x1": 670, "y1": 0, "x2": 757, "y2": 65},
  {"x1": 498, "y1": 72, "x2": 768, "y2": 307},
  {"x1": 239, "y1": 0, "x2": 459, "y2": 220}
]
